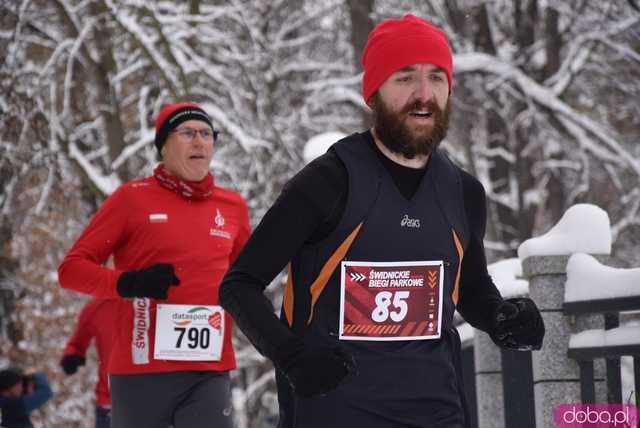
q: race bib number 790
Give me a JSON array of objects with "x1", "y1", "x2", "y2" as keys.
[
  {"x1": 339, "y1": 261, "x2": 444, "y2": 341},
  {"x1": 154, "y1": 304, "x2": 224, "y2": 361}
]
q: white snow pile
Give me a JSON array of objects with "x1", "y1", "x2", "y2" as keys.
[
  {"x1": 303, "y1": 132, "x2": 346, "y2": 164},
  {"x1": 487, "y1": 258, "x2": 529, "y2": 298},
  {"x1": 569, "y1": 324, "x2": 640, "y2": 348},
  {"x1": 565, "y1": 253, "x2": 640, "y2": 302},
  {"x1": 517, "y1": 204, "x2": 611, "y2": 260}
]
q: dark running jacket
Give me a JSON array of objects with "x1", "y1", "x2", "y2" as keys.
[{"x1": 220, "y1": 131, "x2": 504, "y2": 428}]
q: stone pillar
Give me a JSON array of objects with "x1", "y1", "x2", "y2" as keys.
[
  {"x1": 474, "y1": 331, "x2": 504, "y2": 428},
  {"x1": 523, "y1": 255, "x2": 605, "y2": 428}
]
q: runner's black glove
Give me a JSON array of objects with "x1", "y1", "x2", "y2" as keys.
[
  {"x1": 60, "y1": 355, "x2": 85, "y2": 375},
  {"x1": 117, "y1": 263, "x2": 181, "y2": 299},
  {"x1": 490, "y1": 297, "x2": 545, "y2": 351},
  {"x1": 275, "y1": 339, "x2": 357, "y2": 398}
]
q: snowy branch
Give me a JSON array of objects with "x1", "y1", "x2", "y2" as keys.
[
  {"x1": 103, "y1": 0, "x2": 181, "y2": 98},
  {"x1": 68, "y1": 142, "x2": 120, "y2": 195},
  {"x1": 454, "y1": 52, "x2": 640, "y2": 176}
]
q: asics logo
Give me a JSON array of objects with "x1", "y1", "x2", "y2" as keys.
[{"x1": 400, "y1": 215, "x2": 420, "y2": 228}]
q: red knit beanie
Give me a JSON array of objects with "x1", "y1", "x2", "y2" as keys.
[
  {"x1": 154, "y1": 102, "x2": 213, "y2": 153},
  {"x1": 361, "y1": 14, "x2": 453, "y2": 103}
]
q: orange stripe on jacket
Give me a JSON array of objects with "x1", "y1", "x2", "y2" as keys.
[
  {"x1": 451, "y1": 229, "x2": 464, "y2": 305},
  {"x1": 307, "y1": 223, "x2": 363, "y2": 325},
  {"x1": 283, "y1": 264, "x2": 294, "y2": 327}
]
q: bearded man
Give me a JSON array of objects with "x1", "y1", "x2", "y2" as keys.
[{"x1": 219, "y1": 14, "x2": 544, "y2": 428}]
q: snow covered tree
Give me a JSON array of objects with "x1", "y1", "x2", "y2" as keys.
[
  {"x1": 439, "y1": 0, "x2": 640, "y2": 263},
  {"x1": 1, "y1": 0, "x2": 359, "y2": 426},
  {"x1": 0, "y1": 0, "x2": 638, "y2": 426}
]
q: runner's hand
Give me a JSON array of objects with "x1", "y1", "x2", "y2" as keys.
[
  {"x1": 276, "y1": 340, "x2": 357, "y2": 398},
  {"x1": 60, "y1": 355, "x2": 85, "y2": 375},
  {"x1": 117, "y1": 263, "x2": 181, "y2": 299},
  {"x1": 490, "y1": 297, "x2": 544, "y2": 351}
]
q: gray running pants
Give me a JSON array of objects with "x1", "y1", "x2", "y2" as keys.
[{"x1": 110, "y1": 371, "x2": 233, "y2": 428}]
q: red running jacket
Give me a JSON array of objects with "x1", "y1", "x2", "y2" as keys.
[
  {"x1": 63, "y1": 298, "x2": 119, "y2": 406},
  {"x1": 58, "y1": 175, "x2": 250, "y2": 374}
]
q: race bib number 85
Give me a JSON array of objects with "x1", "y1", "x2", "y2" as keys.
[
  {"x1": 154, "y1": 304, "x2": 224, "y2": 361},
  {"x1": 339, "y1": 261, "x2": 444, "y2": 341}
]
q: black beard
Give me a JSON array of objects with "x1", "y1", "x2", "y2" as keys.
[{"x1": 372, "y1": 96, "x2": 450, "y2": 159}]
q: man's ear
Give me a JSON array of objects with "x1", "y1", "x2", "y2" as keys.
[{"x1": 366, "y1": 94, "x2": 376, "y2": 110}]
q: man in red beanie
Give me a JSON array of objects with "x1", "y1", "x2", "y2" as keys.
[
  {"x1": 220, "y1": 14, "x2": 544, "y2": 428},
  {"x1": 59, "y1": 102, "x2": 251, "y2": 428}
]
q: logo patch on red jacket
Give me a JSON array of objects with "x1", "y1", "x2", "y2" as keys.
[
  {"x1": 149, "y1": 213, "x2": 168, "y2": 223},
  {"x1": 208, "y1": 312, "x2": 221, "y2": 330},
  {"x1": 210, "y1": 209, "x2": 231, "y2": 239}
]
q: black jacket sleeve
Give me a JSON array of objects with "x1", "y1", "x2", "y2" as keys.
[
  {"x1": 220, "y1": 146, "x2": 504, "y2": 360},
  {"x1": 455, "y1": 170, "x2": 504, "y2": 333},
  {"x1": 219, "y1": 151, "x2": 347, "y2": 360}
]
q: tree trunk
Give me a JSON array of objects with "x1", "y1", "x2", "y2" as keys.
[
  {"x1": 346, "y1": 0, "x2": 374, "y2": 73},
  {"x1": 544, "y1": 6, "x2": 561, "y2": 79},
  {"x1": 444, "y1": 0, "x2": 467, "y2": 37},
  {"x1": 515, "y1": 0, "x2": 538, "y2": 49},
  {"x1": 346, "y1": 0, "x2": 374, "y2": 128},
  {"x1": 473, "y1": 3, "x2": 497, "y2": 55},
  {"x1": 474, "y1": 4, "x2": 518, "y2": 258},
  {"x1": 189, "y1": 0, "x2": 200, "y2": 15},
  {"x1": 91, "y1": 5, "x2": 129, "y2": 182}
]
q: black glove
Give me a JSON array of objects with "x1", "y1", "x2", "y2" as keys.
[
  {"x1": 275, "y1": 339, "x2": 357, "y2": 398},
  {"x1": 60, "y1": 354, "x2": 86, "y2": 375},
  {"x1": 117, "y1": 263, "x2": 181, "y2": 299},
  {"x1": 490, "y1": 297, "x2": 545, "y2": 351}
]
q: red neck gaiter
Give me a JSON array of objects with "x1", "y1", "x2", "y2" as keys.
[{"x1": 153, "y1": 164, "x2": 214, "y2": 200}]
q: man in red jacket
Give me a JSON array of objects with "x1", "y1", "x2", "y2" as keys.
[
  {"x1": 60, "y1": 298, "x2": 118, "y2": 428},
  {"x1": 58, "y1": 102, "x2": 251, "y2": 428}
]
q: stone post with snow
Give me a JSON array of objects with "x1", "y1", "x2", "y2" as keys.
[
  {"x1": 473, "y1": 327, "x2": 504, "y2": 428},
  {"x1": 473, "y1": 259, "x2": 529, "y2": 428},
  {"x1": 518, "y1": 204, "x2": 612, "y2": 428}
]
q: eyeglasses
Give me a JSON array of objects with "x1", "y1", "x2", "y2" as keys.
[{"x1": 170, "y1": 127, "x2": 219, "y2": 142}]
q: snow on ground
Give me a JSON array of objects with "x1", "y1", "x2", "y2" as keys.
[
  {"x1": 303, "y1": 132, "x2": 346, "y2": 164},
  {"x1": 565, "y1": 253, "x2": 640, "y2": 302},
  {"x1": 517, "y1": 204, "x2": 611, "y2": 259}
]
